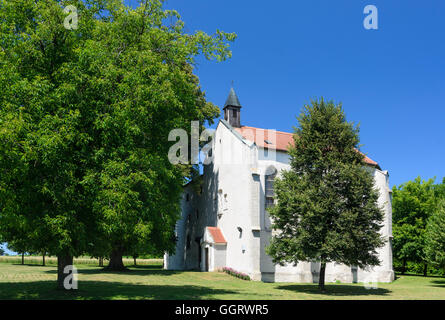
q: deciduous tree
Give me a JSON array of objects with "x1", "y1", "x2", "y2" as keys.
[
  {"x1": 425, "y1": 178, "x2": 445, "y2": 274},
  {"x1": 392, "y1": 177, "x2": 436, "y2": 275},
  {"x1": 0, "y1": 0, "x2": 235, "y2": 288}
]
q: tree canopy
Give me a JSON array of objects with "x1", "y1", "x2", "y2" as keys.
[
  {"x1": 391, "y1": 177, "x2": 436, "y2": 274},
  {"x1": 266, "y1": 98, "x2": 385, "y2": 290},
  {"x1": 392, "y1": 176, "x2": 445, "y2": 275},
  {"x1": 425, "y1": 199, "x2": 445, "y2": 270},
  {"x1": 0, "y1": 0, "x2": 235, "y2": 288}
]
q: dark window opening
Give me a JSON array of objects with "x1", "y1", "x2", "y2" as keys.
[{"x1": 186, "y1": 235, "x2": 191, "y2": 250}]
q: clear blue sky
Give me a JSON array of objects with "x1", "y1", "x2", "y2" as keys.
[{"x1": 134, "y1": 0, "x2": 444, "y2": 189}]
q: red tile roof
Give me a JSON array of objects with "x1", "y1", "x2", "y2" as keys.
[
  {"x1": 234, "y1": 125, "x2": 379, "y2": 167},
  {"x1": 207, "y1": 227, "x2": 227, "y2": 244}
]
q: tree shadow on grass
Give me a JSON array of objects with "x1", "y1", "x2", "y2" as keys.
[
  {"x1": 430, "y1": 279, "x2": 445, "y2": 288},
  {"x1": 43, "y1": 265, "x2": 181, "y2": 277},
  {"x1": 0, "y1": 280, "x2": 238, "y2": 300},
  {"x1": 277, "y1": 284, "x2": 391, "y2": 297},
  {"x1": 130, "y1": 264, "x2": 163, "y2": 269},
  {"x1": 11, "y1": 264, "x2": 49, "y2": 267}
]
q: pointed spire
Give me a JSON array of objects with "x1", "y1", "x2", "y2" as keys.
[
  {"x1": 224, "y1": 87, "x2": 242, "y2": 108},
  {"x1": 223, "y1": 85, "x2": 242, "y2": 127}
]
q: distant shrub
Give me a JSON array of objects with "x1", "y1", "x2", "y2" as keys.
[
  {"x1": 393, "y1": 259, "x2": 445, "y2": 276},
  {"x1": 222, "y1": 267, "x2": 250, "y2": 281}
]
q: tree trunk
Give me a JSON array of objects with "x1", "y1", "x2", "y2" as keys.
[
  {"x1": 423, "y1": 263, "x2": 428, "y2": 277},
  {"x1": 42, "y1": 252, "x2": 45, "y2": 266},
  {"x1": 133, "y1": 256, "x2": 137, "y2": 266},
  {"x1": 21, "y1": 253, "x2": 24, "y2": 265},
  {"x1": 401, "y1": 259, "x2": 406, "y2": 275},
  {"x1": 57, "y1": 255, "x2": 73, "y2": 290},
  {"x1": 105, "y1": 247, "x2": 127, "y2": 271},
  {"x1": 318, "y1": 262, "x2": 326, "y2": 291},
  {"x1": 99, "y1": 257, "x2": 103, "y2": 267}
]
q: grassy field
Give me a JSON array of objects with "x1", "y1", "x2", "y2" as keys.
[{"x1": 0, "y1": 260, "x2": 444, "y2": 300}]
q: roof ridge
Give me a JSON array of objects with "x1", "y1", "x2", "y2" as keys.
[
  {"x1": 240, "y1": 125, "x2": 294, "y2": 136},
  {"x1": 234, "y1": 125, "x2": 380, "y2": 168}
]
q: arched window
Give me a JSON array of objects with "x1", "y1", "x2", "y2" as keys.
[{"x1": 265, "y1": 166, "x2": 277, "y2": 210}]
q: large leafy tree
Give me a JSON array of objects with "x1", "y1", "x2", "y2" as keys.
[
  {"x1": 425, "y1": 199, "x2": 445, "y2": 273},
  {"x1": 392, "y1": 177, "x2": 436, "y2": 275},
  {"x1": 433, "y1": 177, "x2": 445, "y2": 203},
  {"x1": 0, "y1": 0, "x2": 235, "y2": 288},
  {"x1": 266, "y1": 98, "x2": 385, "y2": 290}
]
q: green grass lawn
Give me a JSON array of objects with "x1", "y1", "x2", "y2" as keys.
[{"x1": 0, "y1": 261, "x2": 444, "y2": 300}]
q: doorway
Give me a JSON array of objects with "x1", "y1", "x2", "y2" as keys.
[{"x1": 205, "y1": 248, "x2": 209, "y2": 271}]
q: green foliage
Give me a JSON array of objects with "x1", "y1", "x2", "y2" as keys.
[
  {"x1": 266, "y1": 98, "x2": 385, "y2": 272},
  {"x1": 393, "y1": 259, "x2": 444, "y2": 276},
  {"x1": 0, "y1": 0, "x2": 235, "y2": 265},
  {"x1": 425, "y1": 200, "x2": 445, "y2": 268},
  {"x1": 5, "y1": 239, "x2": 30, "y2": 255},
  {"x1": 392, "y1": 177, "x2": 436, "y2": 265}
]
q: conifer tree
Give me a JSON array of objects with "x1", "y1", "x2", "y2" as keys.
[{"x1": 266, "y1": 98, "x2": 385, "y2": 290}]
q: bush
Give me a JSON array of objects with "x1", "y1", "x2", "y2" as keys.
[
  {"x1": 393, "y1": 259, "x2": 445, "y2": 276},
  {"x1": 222, "y1": 267, "x2": 250, "y2": 280}
]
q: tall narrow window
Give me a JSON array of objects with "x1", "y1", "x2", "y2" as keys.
[
  {"x1": 265, "y1": 167, "x2": 277, "y2": 210},
  {"x1": 186, "y1": 235, "x2": 191, "y2": 250}
]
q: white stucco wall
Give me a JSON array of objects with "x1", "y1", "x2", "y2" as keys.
[{"x1": 212, "y1": 121, "x2": 257, "y2": 275}]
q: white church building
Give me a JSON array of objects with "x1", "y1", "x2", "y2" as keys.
[{"x1": 164, "y1": 88, "x2": 395, "y2": 283}]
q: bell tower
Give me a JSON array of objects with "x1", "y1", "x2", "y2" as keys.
[{"x1": 223, "y1": 87, "x2": 242, "y2": 128}]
